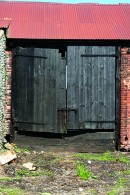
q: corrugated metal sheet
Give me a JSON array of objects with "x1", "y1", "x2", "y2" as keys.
[
  {"x1": 0, "y1": 20, "x2": 10, "y2": 28},
  {"x1": 0, "y1": 2, "x2": 130, "y2": 40}
]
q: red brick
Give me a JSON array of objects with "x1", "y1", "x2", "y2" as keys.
[{"x1": 120, "y1": 47, "x2": 130, "y2": 150}]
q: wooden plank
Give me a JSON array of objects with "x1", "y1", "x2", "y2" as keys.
[
  {"x1": 12, "y1": 48, "x2": 18, "y2": 121},
  {"x1": 67, "y1": 46, "x2": 81, "y2": 129},
  {"x1": 17, "y1": 47, "x2": 34, "y2": 131},
  {"x1": 45, "y1": 48, "x2": 51, "y2": 130},
  {"x1": 33, "y1": 48, "x2": 45, "y2": 130},
  {"x1": 109, "y1": 47, "x2": 115, "y2": 129},
  {"x1": 26, "y1": 48, "x2": 34, "y2": 128},
  {"x1": 50, "y1": 49, "x2": 56, "y2": 131},
  {"x1": 67, "y1": 46, "x2": 74, "y2": 129},
  {"x1": 91, "y1": 47, "x2": 98, "y2": 129},
  {"x1": 85, "y1": 46, "x2": 92, "y2": 129},
  {"x1": 115, "y1": 47, "x2": 121, "y2": 149},
  {"x1": 56, "y1": 50, "x2": 66, "y2": 133}
]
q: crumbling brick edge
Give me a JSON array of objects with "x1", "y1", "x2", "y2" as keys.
[
  {"x1": 0, "y1": 29, "x2": 12, "y2": 148},
  {"x1": 120, "y1": 47, "x2": 130, "y2": 151}
]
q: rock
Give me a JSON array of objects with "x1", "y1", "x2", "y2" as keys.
[
  {"x1": 0, "y1": 150, "x2": 17, "y2": 165},
  {"x1": 24, "y1": 151, "x2": 31, "y2": 155},
  {"x1": 41, "y1": 193, "x2": 51, "y2": 195},
  {"x1": 79, "y1": 187, "x2": 84, "y2": 192},
  {"x1": 22, "y1": 162, "x2": 36, "y2": 171},
  {"x1": 32, "y1": 151, "x2": 37, "y2": 154},
  {"x1": 88, "y1": 160, "x2": 92, "y2": 164},
  {"x1": 39, "y1": 151, "x2": 44, "y2": 154}
]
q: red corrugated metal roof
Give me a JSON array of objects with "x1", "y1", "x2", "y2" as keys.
[
  {"x1": 0, "y1": 20, "x2": 10, "y2": 29},
  {"x1": 0, "y1": 2, "x2": 130, "y2": 40}
]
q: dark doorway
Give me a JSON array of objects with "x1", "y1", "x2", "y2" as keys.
[{"x1": 12, "y1": 46, "x2": 119, "y2": 137}]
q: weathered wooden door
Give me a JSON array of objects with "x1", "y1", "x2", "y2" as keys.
[
  {"x1": 12, "y1": 47, "x2": 66, "y2": 133},
  {"x1": 12, "y1": 46, "x2": 117, "y2": 133},
  {"x1": 67, "y1": 46, "x2": 116, "y2": 130}
]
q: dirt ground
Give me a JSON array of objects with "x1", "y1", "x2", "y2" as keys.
[{"x1": 0, "y1": 133, "x2": 130, "y2": 195}]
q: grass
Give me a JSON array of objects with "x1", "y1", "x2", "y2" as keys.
[
  {"x1": 75, "y1": 151, "x2": 129, "y2": 163},
  {"x1": 85, "y1": 188, "x2": 98, "y2": 195},
  {"x1": 16, "y1": 168, "x2": 53, "y2": 177},
  {"x1": 108, "y1": 168, "x2": 130, "y2": 178},
  {"x1": 14, "y1": 146, "x2": 30, "y2": 154},
  {"x1": 119, "y1": 156, "x2": 129, "y2": 163},
  {"x1": 123, "y1": 169, "x2": 130, "y2": 175},
  {"x1": 0, "y1": 185, "x2": 24, "y2": 195},
  {"x1": 76, "y1": 160, "x2": 97, "y2": 180},
  {"x1": 0, "y1": 176, "x2": 21, "y2": 181},
  {"x1": 107, "y1": 178, "x2": 128, "y2": 195}
]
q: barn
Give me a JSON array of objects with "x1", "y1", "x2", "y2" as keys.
[{"x1": 0, "y1": 2, "x2": 130, "y2": 151}]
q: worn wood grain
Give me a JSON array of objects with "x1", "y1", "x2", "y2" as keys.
[
  {"x1": 13, "y1": 47, "x2": 66, "y2": 133},
  {"x1": 67, "y1": 46, "x2": 116, "y2": 130}
]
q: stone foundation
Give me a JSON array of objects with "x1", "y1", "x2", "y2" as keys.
[{"x1": 0, "y1": 29, "x2": 12, "y2": 147}]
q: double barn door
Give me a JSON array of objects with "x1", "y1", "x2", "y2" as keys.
[{"x1": 12, "y1": 46, "x2": 116, "y2": 133}]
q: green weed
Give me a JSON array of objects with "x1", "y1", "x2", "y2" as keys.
[
  {"x1": 85, "y1": 188, "x2": 98, "y2": 195},
  {"x1": 75, "y1": 151, "x2": 129, "y2": 163},
  {"x1": 14, "y1": 146, "x2": 30, "y2": 154},
  {"x1": 123, "y1": 169, "x2": 130, "y2": 175},
  {"x1": 16, "y1": 168, "x2": 30, "y2": 176},
  {"x1": 16, "y1": 168, "x2": 52, "y2": 177},
  {"x1": 0, "y1": 177, "x2": 21, "y2": 181},
  {"x1": 109, "y1": 169, "x2": 130, "y2": 179},
  {"x1": 119, "y1": 156, "x2": 129, "y2": 163},
  {"x1": 76, "y1": 161, "x2": 97, "y2": 180},
  {"x1": 0, "y1": 185, "x2": 24, "y2": 195},
  {"x1": 107, "y1": 178, "x2": 127, "y2": 195}
]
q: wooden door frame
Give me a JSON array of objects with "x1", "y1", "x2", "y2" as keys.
[{"x1": 115, "y1": 46, "x2": 121, "y2": 150}]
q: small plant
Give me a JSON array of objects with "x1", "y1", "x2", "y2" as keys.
[
  {"x1": 123, "y1": 169, "x2": 130, "y2": 175},
  {"x1": 14, "y1": 146, "x2": 30, "y2": 154},
  {"x1": 16, "y1": 168, "x2": 30, "y2": 176},
  {"x1": 107, "y1": 178, "x2": 127, "y2": 195},
  {"x1": 42, "y1": 169, "x2": 53, "y2": 176},
  {"x1": 16, "y1": 168, "x2": 53, "y2": 177},
  {"x1": 76, "y1": 161, "x2": 96, "y2": 180},
  {"x1": 85, "y1": 188, "x2": 98, "y2": 195},
  {"x1": 0, "y1": 177, "x2": 21, "y2": 181},
  {"x1": 0, "y1": 185, "x2": 24, "y2": 195},
  {"x1": 119, "y1": 156, "x2": 129, "y2": 163}
]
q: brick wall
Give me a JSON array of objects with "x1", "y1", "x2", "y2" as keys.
[
  {"x1": 120, "y1": 47, "x2": 130, "y2": 151},
  {"x1": 5, "y1": 50, "x2": 12, "y2": 135}
]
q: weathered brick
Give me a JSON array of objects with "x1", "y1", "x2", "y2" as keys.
[{"x1": 120, "y1": 47, "x2": 130, "y2": 150}]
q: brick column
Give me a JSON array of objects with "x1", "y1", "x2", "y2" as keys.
[
  {"x1": 120, "y1": 47, "x2": 130, "y2": 151},
  {"x1": 5, "y1": 50, "x2": 12, "y2": 135},
  {"x1": 0, "y1": 30, "x2": 7, "y2": 147},
  {"x1": 0, "y1": 29, "x2": 12, "y2": 147}
]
